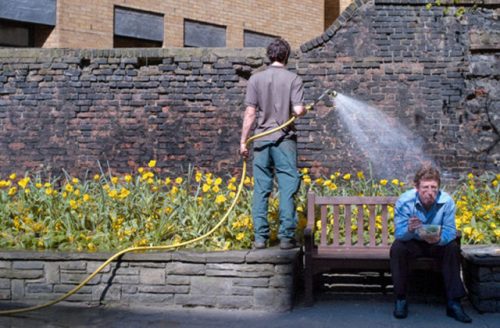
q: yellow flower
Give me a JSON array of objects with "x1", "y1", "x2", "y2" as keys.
[
  {"x1": 380, "y1": 179, "x2": 388, "y2": 186},
  {"x1": 215, "y1": 194, "x2": 227, "y2": 204},
  {"x1": 175, "y1": 177, "x2": 183, "y2": 184},
  {"x1": 463, "y1": 226, "x2": 473, "y2": 236},
  {"x1": 494, "y1": 229, "x2": 500, "y2": 238},
  {"x1": 228, "y1": 182, "x2": 237, "y2": 191},
  {"x1": 69, "y1": 199, "x2": 78, "y2": 209},
  {"x1": 87, "y1": 242, "x2": 96, "y2": 252},
  {"x1": 236, "y1": 232, "x2": 245, "y2": 241},
  {"x1": 400, "y1": 182, "x2": 405, "y2": 187},
  {"x1": 18, "y1": 177, "x2": 30, "y2": 189},
  {"x1": 165, "y1": 177, "x2": 171, "y2": 185},
  {"x1": 243, "y1": 177, "x2": 251, "y2": 185},
  {"x1": 9, "y1": 173, "x2": 16, "y2": 180},
  {"x1": 315, "y1": 178, "x2": 324, "y2": 185},
  {"x1": 212, "y1": 185, "x2": 220, "y2": 193},
  {"x1": 195, "y1": 171, "x2": 202, "y2": 182},
  {"x1": 73, "y1": 189, "x2": 80, "y2": 197},
  {"x1": 493, "y1": 180, "x2": 498, "y2": 187},
  {"x1": 93, "y1": 174, "x2": 100, "y2": 181},
  {"x1": 147, "y1": 178, "x2": 154, "y2": 185},
  {"x1": 202, "y1": 183, "x2": 210, "y2": 193},
  {"x1": 170, "y1": 186, "x2": 179, "y2": 195},
  {"x1": 301, "y1": 168, "x2": 309, "y2": 175},
  {"x1": 124, "y1": 174, "x2": 132, "y2": 183},
  {"x1": 64, "y1": 184, "x2": 74, "y2": 193},
  {"x1": 111, "y1": 176, "x2": 118, "y2": 184},
  {"x1": 83, "y1": 194, "x2": 90, "y2": 202},
  {"x1": 316, "y1": 220, "x2": 322, "y2": 230},
  {"x1": 45, "y1": 188, "x2": 54, "y2": 196},
  {"x1": 214, "y1": 177, "x2": 222, "y2": 186},
  {"x1": 108, "y1": 189, "x2": 118, "y2": 198},
  {"x1": 71, "y1": 178, "x2": 79, "y2": 184},
  {"x1": 229, "y1": 191, "x2": 236, "y2": 198},
  {"x1": 329, "y1": 183, "x2": 337, "y2": 191},
  {"x1": 297, "y1": 206, "x2": 304, "y2": 213},
  {"x1": 0, "y1": 180, "x2": 10, "y2": 188},
  {"x1": 35, "y1": 182, "x2": 42, "y2": 188},
  {"x1": 391, "y1": 179, "x2": 399, "y2": 186},
  {"x1": 148, "y1": 160, "x2": 157, "y2": 168},
  {"x1": 8, "y1": 187, "x2": 17, "y2": 196},
  {"x1": 303, "y1": 175, "x2": 311, "y2": 185},
  {"x1": 343, "y1": 173, "x2": 351, "y2": 181},
  {"x1": 138, "y1": 167, "x2": 144, "y2": 174},
  {"x1": 490, "y1": 223, "x2": 496, "y2": 229},
  {"x1": 467, "y1": 173, "x2": 474, "y2": 179},
  {"x1": 119, "y1": 188, "x2": 130, "y2": 199},
  {"x1": 357, "y1": 171, "x2": 365, "y2": 179}
]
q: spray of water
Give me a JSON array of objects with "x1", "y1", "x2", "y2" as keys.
[{"x1": 334, "y1": 93, "x2": 436, "y2": 180}]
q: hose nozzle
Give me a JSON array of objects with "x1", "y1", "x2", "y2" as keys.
[{"x1": 305, "y1": 88, "x2": 337, "y2": 111}]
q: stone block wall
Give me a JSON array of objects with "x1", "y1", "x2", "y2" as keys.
[
  {"x1": 462, "y1": 247, "x2": 500, "y2": 313},
  {"x1": 0, "y1": 249, "x2": 300, "y2": 311}
]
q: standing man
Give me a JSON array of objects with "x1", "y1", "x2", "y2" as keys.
[
  {"x1": 240, "y1": 38, "x2": 306, "y2": 250},
  {"x1": 390, "y1": 165, "x2": 472, "y2": 323}
]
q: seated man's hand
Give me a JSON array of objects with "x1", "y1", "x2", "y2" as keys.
[{"x1": 408, "y1": 217, "x2": 422, "y2": 233}]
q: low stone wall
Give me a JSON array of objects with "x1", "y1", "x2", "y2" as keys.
[
  {"x1": 462, "y1": 246, "x2": 500, "y2": 313},
  {"x1": 0, "y1": 248, "x2": 301, "y2": 312}
]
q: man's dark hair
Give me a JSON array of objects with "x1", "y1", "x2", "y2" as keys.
[
  {"x1": 266, "y1": 38, "x2": 291, "y2": 64},
  {"x1": 414, "y1": 164, "x2": 441, "y2": 187}
]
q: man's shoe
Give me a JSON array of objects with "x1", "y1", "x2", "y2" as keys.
[
  {"x1": 393, "y1": 299, "x2": 408, "y2": 319},
  {"x1": 446, "y1": 302, "x2": 472, "y2": 323},
  {"x1": 253, "y1": 240, "x2": 267, "y2": 249},
  {"x1": 279, "y1": 239, "x2": 297, "y2": 250}
]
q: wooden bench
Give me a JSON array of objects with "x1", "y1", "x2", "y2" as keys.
[{"x1": 303, "y1": 193, "x2": 458, "y2": 306}]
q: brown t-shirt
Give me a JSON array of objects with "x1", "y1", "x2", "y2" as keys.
[{"x1": 244, "y1": 65, "x2": 304, "y2": 141}]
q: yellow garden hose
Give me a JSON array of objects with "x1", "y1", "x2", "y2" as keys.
[{"x1": 0, "y1": 89, "x2": 335, "y2": 315}]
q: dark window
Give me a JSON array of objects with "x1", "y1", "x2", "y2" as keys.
[
  {"x1": 184, "y1": 19, "x2": 226, "y2": 48},
  {"x1": 114, "y1": 6, "x2": 163, "y2": 48},
  {"x1": 244, "y1": 30, "x2": 277, "y2": 48},
  {"x1": 0, "y1": 0, "x2": 56, "y2": 26},
  {"x1": 0, "y1": 19, "x2": 52, "y2": 47}
]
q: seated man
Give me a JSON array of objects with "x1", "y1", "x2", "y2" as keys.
[{"x1": 390, "y1": 165, "x2": 472, "y2": 323}]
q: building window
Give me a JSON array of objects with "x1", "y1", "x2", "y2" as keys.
[
  {"x1": 244, "y1": 30, "x2": 277, "y2": 48},
  {"x1": 184, "y1": 19, "x2": 226, "y2": 48},
  {"x1": 114, "y1": 6, "x2": 164, "y2": 48}
]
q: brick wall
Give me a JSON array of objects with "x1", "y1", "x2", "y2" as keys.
[
  {"x1": 44, "y1": 0, "x2": 325, "y2": 49},
  {"x1": 0, "y1": 1, "x2": 498, "y2": 181}
]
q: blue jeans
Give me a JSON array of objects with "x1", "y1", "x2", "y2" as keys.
[{"x1": 252, "y1": 139, "x2": 301, "y2": 242}]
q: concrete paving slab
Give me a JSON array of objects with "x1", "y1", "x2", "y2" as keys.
[{"x1": 0, "y1": 294, "x2": 499, "y2": 328}]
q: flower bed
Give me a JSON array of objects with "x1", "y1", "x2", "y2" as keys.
[{"x1": 0, "y1": 161, "x2": 498, "y2": 252}]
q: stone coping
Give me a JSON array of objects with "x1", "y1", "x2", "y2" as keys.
[
  {"x1": 462, "y1": 245, "x2": 500, "y2": 266},
  {"x1": 0, "y1": 247, "x2": 300, "y2": 264}
]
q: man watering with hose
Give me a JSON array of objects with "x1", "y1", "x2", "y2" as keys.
[{"x1": 240, "y1": 38, "x2": 306, "y2": 250}]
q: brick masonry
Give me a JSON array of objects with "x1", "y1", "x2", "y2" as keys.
[
  {"x1": 0, "y1": 248, "x2": 301, "y2": 311},
  {"x1": 0, "y1": 0, "x2": 498, "y2": 180}
]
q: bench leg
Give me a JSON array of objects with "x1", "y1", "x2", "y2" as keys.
[{"x1": 305, "y1": 260, "x2": 313, "y2": 306}]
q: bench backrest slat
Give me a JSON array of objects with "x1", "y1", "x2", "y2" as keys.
[
  {"x1": 381, "y1": 204, "x2": 389, "y2": 246},
  {"x1": 357, "y1": 206, "x2": 364, "y2": 247},
  {"x1": 320, "y1": 205, "x2": 327, "y2": 247},
  {"x1": 369, "y1": 204, "x2": 376, "y2": 246},
  {"x1": 308, "y1": 193, "x2": 399, "y2": 248},
  {"x1": 345, "y1": 204, "x2": 352, "y2": 246}
]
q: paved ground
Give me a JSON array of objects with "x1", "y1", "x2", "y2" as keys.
[{"x1": 1, "y1": 293, "x2": 499, "y2": 328}]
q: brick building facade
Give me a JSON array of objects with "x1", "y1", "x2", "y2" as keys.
[{"x1": 0, "y1": 0, "x2": 352, "y2": 49}]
